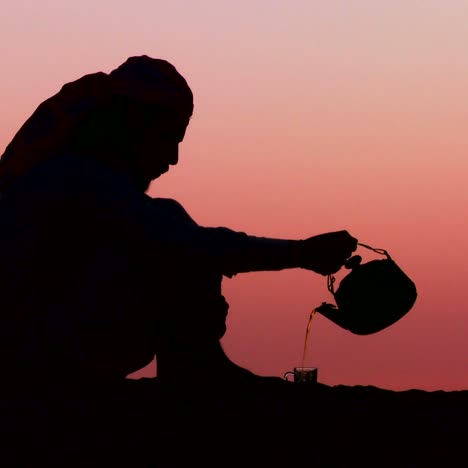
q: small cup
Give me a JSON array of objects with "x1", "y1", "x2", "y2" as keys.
[{"x1": 283, "y1": 367, "x2": 318, "y2": 384}]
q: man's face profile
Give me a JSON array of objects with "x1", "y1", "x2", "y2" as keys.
[{"x1": 125, "y1": 104, "x2": 190, "y2": 186}]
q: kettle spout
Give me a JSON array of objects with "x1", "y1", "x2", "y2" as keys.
[{"x1": 315, "y1": 302, "x2": 353, "y2": 331}]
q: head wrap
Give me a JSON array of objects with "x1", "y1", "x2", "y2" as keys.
[
  {"x1": 0, "y1": 56, "x2": 193, "y2": 191},
  {"x1": 109, "y1": 56, "x2": 193, "y2": 119}
]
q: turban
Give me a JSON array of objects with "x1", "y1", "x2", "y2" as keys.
[{"x1": 0, "y1": 56, "x2": 193, "y2": 191}]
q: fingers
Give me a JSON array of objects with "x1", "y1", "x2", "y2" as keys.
[
  {"x1": 321, "y1": 231, "x2": 358, "y2": 275},
  {"x1": 301, "y1": 230, "x2": 359, "y2": 276},
  {"x1": 337, "y1": 231, "x2": 358, "y2": 259},
  {"x1": 339, "y1": 230, "x2": 358, "y2": 251}
]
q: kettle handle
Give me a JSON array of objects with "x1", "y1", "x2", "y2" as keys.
[
  {"x1": 356, "y1": 242, "x2": 391, "y2": 259},
  {"x1": 327, "y1": 242, "x2": 391, "y2": 295}
]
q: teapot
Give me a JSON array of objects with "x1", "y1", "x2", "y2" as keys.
[{"x1": 315, "y1": 243, "x2": 417, "y2": 335}]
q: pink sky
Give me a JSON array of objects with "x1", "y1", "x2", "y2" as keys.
[{"x1": 2, "y1": 0, "x2": 467, "y2": 391}]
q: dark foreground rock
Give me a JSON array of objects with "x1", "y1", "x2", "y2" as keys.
[{"x1": 1, "y1": 378, "x2": 467, "y2": 467}]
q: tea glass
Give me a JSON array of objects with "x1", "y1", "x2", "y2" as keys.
[{"x1": 283, "y1": 366, "x2": 318, "y2": 384}]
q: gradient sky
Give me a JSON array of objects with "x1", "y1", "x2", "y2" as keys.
[{"x1": 2, "y1": 0, "x2": 467, "y2": 391}]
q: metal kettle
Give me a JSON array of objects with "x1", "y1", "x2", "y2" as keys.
[{"x1": 315, "y1": 243, "x2": 417, "y2": 335}]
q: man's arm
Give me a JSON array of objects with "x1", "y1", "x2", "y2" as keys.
[
  {"x1": 143, "y1": 198, "x2": 356, "y2": 278},
  {"x1": 87, "y1": 157, "x2": 356, "y2": 278},
  {"x1": 140, "y1": 197, "x2": 297, "y2": 276},
  {"x1": 198, "y1": 227, "x2": 298, "y2": 277}
]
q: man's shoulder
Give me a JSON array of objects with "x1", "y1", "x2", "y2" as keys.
[
  {"x1": 150, "y1": 197, "x2": 197, "y2": 225},
  {"x1": 150, "y1": 197, "x2": 185, "y2": 212}
]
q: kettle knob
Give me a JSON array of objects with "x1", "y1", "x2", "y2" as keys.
[{"x1": 344, "y1": 255, "x2": 362, "y2": 269}]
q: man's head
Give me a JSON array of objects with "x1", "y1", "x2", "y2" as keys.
[
  {"x1": 80, "y1": 56, "x2": 194, "y2": 190},
  {"x1": 1, "y1": 55, "x2": 193, "y2": 192}
]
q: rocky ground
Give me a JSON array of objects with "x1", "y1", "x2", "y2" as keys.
[{"x1": 2, "y1": 379, "x2": 467, "y2": 467}]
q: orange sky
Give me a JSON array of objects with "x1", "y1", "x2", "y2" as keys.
[{"x1": 2, "y1": 0, "x2": 467, "y2": 390}]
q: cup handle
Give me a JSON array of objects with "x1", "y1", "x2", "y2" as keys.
[{"x1": 283, "y1": 371, "x2": 294, "y2": 381}]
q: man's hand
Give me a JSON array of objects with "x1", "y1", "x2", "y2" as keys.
[{"x1": 291, "y1": 230, "x2": 358, "y2": 276}]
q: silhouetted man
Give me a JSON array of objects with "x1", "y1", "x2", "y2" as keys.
[{"x1": 0, "y1": 55, "x2": 357, "y2": 404}]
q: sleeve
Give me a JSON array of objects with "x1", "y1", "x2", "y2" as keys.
[
  {"x1": 117, "y1": 195, "x2": 298, "y2": 277},
  {"x1": 196, "y1": 227, "x2": 294, "y2": 277}
]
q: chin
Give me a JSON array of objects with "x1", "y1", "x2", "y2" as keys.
[{"x1": 135, "y1": 179, "x2": 152, "y2": 192}]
